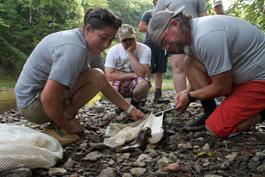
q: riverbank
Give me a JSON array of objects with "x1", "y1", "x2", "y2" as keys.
[{"x1": 0, "y1": 90, "x2": 265, "y2": 177}]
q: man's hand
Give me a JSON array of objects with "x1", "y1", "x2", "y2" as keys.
[
  {"x1": 127, "y1": 40, "x2": 136, "y2": 54},
  {"x1": 175, "y1": 90, "x2": 190, "y2": 111},
  {"x1": 130, "y1": 107, "x2": 145, "y2": 121}
]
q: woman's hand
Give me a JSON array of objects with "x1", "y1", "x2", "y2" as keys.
[{"x1": 130, "y1": 107, "x2": 145, "y2": 121}]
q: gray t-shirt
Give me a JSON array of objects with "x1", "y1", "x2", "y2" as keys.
[
  {"x1": 185, "y1": 15, "x2": 265, "y2": 84},
  {"x1": 153, "y1": 0, "x2": 207, "y2": 18},
  {"x1": 15, "y1": 28, "x2": 104, "y2": 108},
  {"x1": 140, "y1": 9, "x2": 153, "y2": 41}
]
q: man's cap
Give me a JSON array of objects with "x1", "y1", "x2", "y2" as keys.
[
  {"x1": 213, "y1": 0, "x2": 223, "y2": 7},
  {"x1": 147, "y1": 5, "x2": 185, "y2": 45},
  {"x1": 117, "y1": 24, "x2": 136, "y2": 41}
]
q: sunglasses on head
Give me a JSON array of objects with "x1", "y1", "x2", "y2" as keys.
[
  {"x1": 86, "y1": 10, "x2": 122, "y2": 28},
  {"x1": 122, "y1": 38, "x2": 134, "y2": 42}
]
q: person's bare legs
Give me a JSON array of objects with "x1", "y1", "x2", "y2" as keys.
[
  {"x1": 170, "y1": 54, "x2": 187, "y2": 93},
  {"x1": 155, "y1": 71, "x2": 163, "y2": 91},
  {"x1": 183, "y1": 56, "x2": 217, "y2": 130},
  {"x1": 183, "y1": 55, "x2": 209, "y2": 90},
  {"x1": 132, "y1": 79, "x2": 150, "y2": 101},
  {"x1": 65, "y1": 68, "x2": 134, "y2": 116}
]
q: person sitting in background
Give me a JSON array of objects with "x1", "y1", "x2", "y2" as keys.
[
  {"x1": 212, "y1": 0, "x2": 226, "y2": 15},
  {"x1": 147, "y1": 6, "x2": 265, "y2": 139},
  {"x1": 138, "y1": 0, "x2": 170, "y2": 104},
  {"x1": 105, "y1": 24, "x2": 151, "y2": 114},
  {"x1": 15, "y1": 8, "x2": 145, "y2": 141}
]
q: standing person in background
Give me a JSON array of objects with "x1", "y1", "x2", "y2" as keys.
[
  {"x1": 15, "y1": 8, "x2": 145, "y2": 142},
  {"x1": 105, "y1": 24, "x2": 151, "y2": 114},
  {"x1": 138, "y1": 0, "x2": 170, "y2": 104},
  {"x1": 212, "y1": 0, "x2": 226, "y2": 15},
  {"x1": 153, "y1": 0, "x2": 215, "y2": 131}
]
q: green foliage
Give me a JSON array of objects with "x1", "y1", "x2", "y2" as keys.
[
  {"x1": 0, "y1": 35, "x2": 27, "y2": 76},
  {"x1": 228, "y1": 0, "x2": 265, "y2": 32},
  {"x1": 0, "y1": 0, "x2": 264, "y2": 80}
]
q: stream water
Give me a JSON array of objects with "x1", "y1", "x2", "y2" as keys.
[{"x1": 0, "y1": 90, "x2": 16, "y2": 113}]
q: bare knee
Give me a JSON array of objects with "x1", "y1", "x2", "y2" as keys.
[
  {"x1": 137, "y1": 79, "x2": 151, "y2": 90},
  {"x1": 87, "y1": 68, "x2": 107, "y2": 82}
]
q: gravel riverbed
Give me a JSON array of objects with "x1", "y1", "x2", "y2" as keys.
[{"x1": 0, "y1": 90, "x2": 265, "y2": 177}]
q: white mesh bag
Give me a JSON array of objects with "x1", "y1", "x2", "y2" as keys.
[{"x1": 0, "y1": 124, "x2": 63, "y2": 171}]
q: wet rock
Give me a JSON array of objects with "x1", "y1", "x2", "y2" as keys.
[{"x1": 100, "y1": 167, "x2": 116, "y2": 177}]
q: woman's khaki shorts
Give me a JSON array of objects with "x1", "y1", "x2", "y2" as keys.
[{"x1": 19, "y1": 93, "x2": 51, "y2": 124}]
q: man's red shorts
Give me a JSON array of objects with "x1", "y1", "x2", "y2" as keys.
[{"x1": 206, "y1": 80, "x2": 265, "y2": 139}]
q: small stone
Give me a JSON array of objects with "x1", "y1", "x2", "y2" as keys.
[
  {"x1": 100, "y1": 167, "x2": 116, "y2": 177},
  {"x1": 63, "y1": 158, "x2": 75, "y2": 168},
  {"x1": 82, "y1": 151, "x2": 102, "y2": 161},
  {"x1": 130, "y1": 168, "x2": 146, "y2": 177},
  {"x1": 225, "y1": 152, "x2": 238, "y2": 162},
  {"x1": 48, "y1": 168, "x2": 67, "y2": 176}
]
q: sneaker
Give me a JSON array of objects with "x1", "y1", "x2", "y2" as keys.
[
  {"x1": 44, "y1": 128, "x2": 80, "y2": 145},
  {"x1": 183, "y1": 114, "x2": 208, "y2": 131}
]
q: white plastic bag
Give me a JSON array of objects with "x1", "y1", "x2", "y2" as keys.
[
  {"x1": 0, "y1": 124, "x2": 63, "y2": 171},
  {"x1": 104, "y1": 113, "x2": 164, "y2": 148}
]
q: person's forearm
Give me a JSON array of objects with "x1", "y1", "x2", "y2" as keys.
[
  {"x1": 107, "y1": 71, "x2": 136, "y2": 81},
  {"x1": 42, "y1": 95, "x2": 72, "y2": 131},
  {"x1": 189, "y1": 84, "x2": 230, "y2": 100}
]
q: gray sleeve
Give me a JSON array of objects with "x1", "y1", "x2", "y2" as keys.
[
  {"x1": 196, "y1": 30, "x2": 232, "y2": 76},
  {"x1": 197, "y1": 0, "x2": 207, "y2": 13},
  {"x1": 49, "y1": 44, "x2": 86, "y2": 88},
  {"x1": 153, "y1": 0, "x2": 168, "y2": 14}
]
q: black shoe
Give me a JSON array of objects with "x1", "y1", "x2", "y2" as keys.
[
  {"x1": 131, "y1": 99, "x2": 149, "y2": 114},
  {"x1": 183, "y1": 99, "x2": 217, "y2": 131},
  {"x1": 183, "y1": 114, "x2": 208, "y2": 131},
  {"x1": 153, "y1": 97, "x2": 170, "y2": 104}
]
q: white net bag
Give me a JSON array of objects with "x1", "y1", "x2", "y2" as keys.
[{"x1": 0, "y1": 124, "x2": 63, "y2": 171}]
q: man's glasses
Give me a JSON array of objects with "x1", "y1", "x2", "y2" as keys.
[
  {"x1": 86, "y1": 10, "x2": 122, "y2": 28},
  {"x1": 159, "y1": 25, "x2": 171, "y2": 48},
  {"x1": 122, "y1": 38, "x2": 134, "y2": 43}
]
